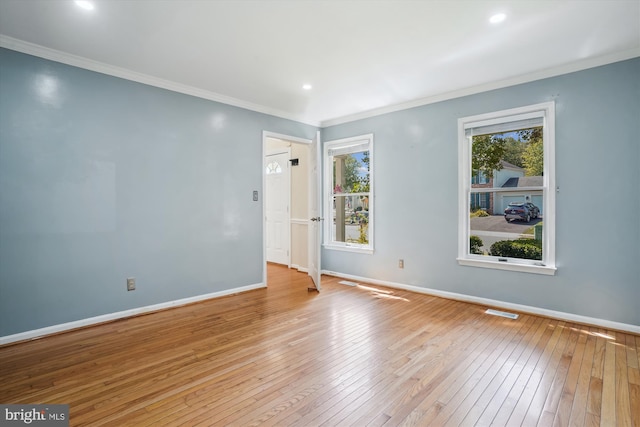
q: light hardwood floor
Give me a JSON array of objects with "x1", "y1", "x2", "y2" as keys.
[{"x1": 1, "y1": 264, "x2": 638, "y2": 426}]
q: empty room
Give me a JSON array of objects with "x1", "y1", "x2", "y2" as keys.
[{"x1": 0, "y1": 1, "x2": 639, "y2": 426}]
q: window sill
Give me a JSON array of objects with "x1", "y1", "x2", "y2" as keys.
[
  {"x1": 457, "y1": 258, "x2": 557, "y2": 275},
  {"x1": 324, "y1": 243, "x2": 373, "y2": 255}
]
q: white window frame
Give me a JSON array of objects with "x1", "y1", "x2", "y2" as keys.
[
  {"x1": 324, "y1": 134, "x2": 374, "y2": 254},
  {"x1": 458, "y1": 102, "x2": 556, "y2": 275}
]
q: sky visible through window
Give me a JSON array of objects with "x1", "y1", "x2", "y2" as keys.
[{"x1": 352, "y1": 152, "x2": 368, "y2": 178}]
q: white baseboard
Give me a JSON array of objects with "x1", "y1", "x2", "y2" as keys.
[
  {"x1": 0, "y1": 282, "x2": 266, "y2": 346},
  {"x1": 290, "y1": 264, "x2": 309, "y2": 273},
  {"x1": 321, "y1": 270, "x2": 640, "y2": 334}
]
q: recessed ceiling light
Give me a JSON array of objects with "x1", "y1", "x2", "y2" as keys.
[
  {"x1": 489, "y1": 13, "x2": 506, "y2": 24},
  {"x1": 302, "y1": 84, "x2": 312, "y2": 91},
  {"x1": 75, "y1": 1, "x2": 95, "y2": 11}
]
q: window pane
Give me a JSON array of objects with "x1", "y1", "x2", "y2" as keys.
[
  {"x1": 333, "y1": 151, "x2": 370, "y2": 194},
  {"x1": 332, "y1": 195, "x2": 369, "y2": 244},
  {"x1": 469, "y1": 127, "x2": 544, "y2": 261},
  {"x1": 265, "y1": 161, "x2": 282, "y2": 175}
]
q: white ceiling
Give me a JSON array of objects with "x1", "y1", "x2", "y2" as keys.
[{"x1": 1, "y1": 0, "x2": 638, "y2": 126}]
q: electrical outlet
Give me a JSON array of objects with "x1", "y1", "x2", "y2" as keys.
[
  {"x1": 398, "y1": 259, "x2": 404, "y2": 269},
  {"x1": 127, "y1": 277, "x2": 135, "y2": 291},
  {"x1": 253, "y1": 190, "x2": 259, "y2": 201}
]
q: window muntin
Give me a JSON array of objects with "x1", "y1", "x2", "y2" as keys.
[
  {"x1": 458, "y1": 103, "x2": 555, "y2": 275},
  {"x1": 324, "y1": 134, "x2": 373, "y2": 253}
]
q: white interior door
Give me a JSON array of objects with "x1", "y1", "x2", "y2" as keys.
[
  {"x1": 265, "y1": 151, "x2": 290, "y2": 265},
  {"x1": 308, "y1": 131, "x2": 322, "y2": 291}
]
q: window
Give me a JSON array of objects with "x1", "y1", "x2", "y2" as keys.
[
  {"x1": 324, "y1": 134, "x2": 373, "y2": 253},
  {"x1": 472, "y1": 171, "x2": 489, "y2": 185},
  {"x1": 265, "y1": 161, "x2": 282, "y2": 175},
  {"x1": 458, "y1": 102, "x2": 556, "y2": 275}
]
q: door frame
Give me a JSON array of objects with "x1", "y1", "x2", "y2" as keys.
[{"x1": 262, "y1": 131, "x2": 313, "y2": 286}]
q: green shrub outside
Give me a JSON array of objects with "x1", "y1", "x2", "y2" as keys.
[
  {"x1": 470, "y1": 235, "x2": 484, "y2": 255},
  {"x1": 470, "y1": 209, "x2": 489, "y2": 218},
  {"x1": 489, "y1": 239, "x2": 542, "y2": 260}
]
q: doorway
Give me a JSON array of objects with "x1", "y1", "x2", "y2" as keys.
[{"x1": 262, "y1": 132, "x2": 315, "y2": 287}]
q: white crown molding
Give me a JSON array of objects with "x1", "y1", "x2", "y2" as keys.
[
  {"x1": 320, "y1": 48, "x2": 640, "y2": 127},
  {"x1": 2, "y1": 35, "x2": 638, "y2": 135},
  {"x1": 0, "y1": 35, "x2": 320, "y2": 127},
  {"x1": 321, "y1": 270, "x2": 640, "y2": 334},
  {"x1": 0, "y1": 282, "x2": 265, "y2": 346}
]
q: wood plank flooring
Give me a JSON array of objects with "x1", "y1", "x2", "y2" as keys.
[{"x1": 0, "y1": 264, "x2": 638, "y2": 426}]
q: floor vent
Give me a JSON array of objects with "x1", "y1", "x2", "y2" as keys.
[
  {"x1": 338, "y1": 280, "x2": 358, "y2": 287},
  {"x1": 485, "y1": 309, "x2": 519, "y2": 319}
]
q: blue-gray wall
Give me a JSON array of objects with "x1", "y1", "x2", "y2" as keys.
[
  {"x1": 1, "y1": 48, "x2": 638, "y2": 337},
  {"x1": 0, "y1": 48, "x2": 316, "y2": 336},
  {"x1": 322, "y1": 58, "x2": 640, "y2": 327}
]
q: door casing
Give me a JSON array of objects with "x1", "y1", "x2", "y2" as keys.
[{"x1": 262, "y1": 131, "x2": 315, "y2": 286}]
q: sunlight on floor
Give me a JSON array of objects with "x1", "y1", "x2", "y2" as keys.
[
  {"x1": 589, "y1": 331, "x2": 616, "y2": 340},
  {"x1": 357, "y1": 284, "x2": 392, "y2": 294},
  {"x1": 554, "y1": 324, "x2": 619, "y2": 342},
  {"x1": 356, "y1": 284, "x2": 410, "y2": 302}
]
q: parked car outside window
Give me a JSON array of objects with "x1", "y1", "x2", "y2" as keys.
[{"x1": 504, "y1": 202, "x2": 540, "y2": 222}]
